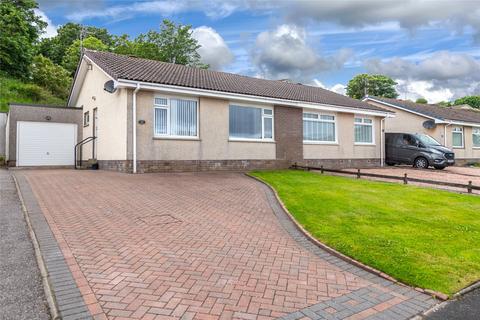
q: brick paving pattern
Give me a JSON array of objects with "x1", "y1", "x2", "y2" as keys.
[{"x1": 19, "y1": 170, "x2": 438, "y2": 319}]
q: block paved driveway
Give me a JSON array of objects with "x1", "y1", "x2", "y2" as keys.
[
  {"x1": 19, "y1": 170, "x2": 437, "y2": 319},
  {"x1": 344, "y1": 166, "x2": 480, "y2": 194}
]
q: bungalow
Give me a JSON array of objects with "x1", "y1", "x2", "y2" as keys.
[
  {"x1": 6, "y1": 50, "x2": 393, "y2": 172},
  {"x1": 364, "y1": 96, "x2": 480, "y2": 165}
]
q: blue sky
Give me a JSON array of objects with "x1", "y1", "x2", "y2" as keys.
[{"x1": 37, "y1": 0, "x2": 480, "y2": 103}]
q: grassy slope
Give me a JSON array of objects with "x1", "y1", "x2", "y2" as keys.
[
  {"x1": 251, "y1": 170, "x2": 480, "y2": 295},
  {"x1": 0, "y1": 75, "x2": 65, "y2": 112}
]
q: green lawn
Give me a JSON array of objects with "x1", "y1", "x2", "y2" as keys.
[{"x1": 250, "y1": 170, "x2": 480, "y2": 295}]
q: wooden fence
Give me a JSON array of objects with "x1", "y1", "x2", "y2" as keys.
[{"x1": 291, "y1": 164, "x2": 480, "y2": 194}]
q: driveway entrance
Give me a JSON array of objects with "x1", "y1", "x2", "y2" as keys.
[{"x1": 18, "y1": 170, "x2": 437, "y2": 319}]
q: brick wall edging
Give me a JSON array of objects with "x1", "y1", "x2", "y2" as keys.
[{"x1": 245, "y1": 172, "x2": 449, "y2": 301}]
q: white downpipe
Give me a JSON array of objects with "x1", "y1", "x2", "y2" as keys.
[
  {"x1": 132, "y1": 83, "x2": 140, "y2": 173},
  {"x1": 444, "y1": 122, "x2": 452, "y2": 146},
  {"x1": 380, "y1": 117, "x2": 386, "y2": 167}
]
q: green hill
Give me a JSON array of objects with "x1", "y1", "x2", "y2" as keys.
[{"x1": 0, "y1": 75, "x2": 66, "y2": 112}]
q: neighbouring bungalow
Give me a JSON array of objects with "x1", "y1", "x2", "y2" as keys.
[
  {"x1": 5, "y1": 50, "x2": 394, "y2": 172},
  {"x1": 364, "y1": 96, "x2": 480, "y2": 165}
]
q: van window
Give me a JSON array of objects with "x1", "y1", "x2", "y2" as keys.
[{"x1": 401, "y1": 134, "x2": 416, "y2": 146}]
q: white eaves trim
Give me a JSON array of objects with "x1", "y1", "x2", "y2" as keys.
[
  {"x1": 67, "y1": 55, "x2": 115, "y2": 107},
  {"x1": 444, "y1": 120, "x2": 480, "y2": 127},
  {"x1": 117, "y1": 79, "x2": 394, "y2": 117}
]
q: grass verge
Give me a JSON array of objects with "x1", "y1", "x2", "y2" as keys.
[{"x1": 250, "y1": 169, "x2": 480, "y2": 295}]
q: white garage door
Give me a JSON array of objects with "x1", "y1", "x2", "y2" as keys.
[{"x1": 17, "y1": 121, "x2": 77, "y2": 166}]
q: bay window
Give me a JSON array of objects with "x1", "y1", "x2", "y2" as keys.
[
  {"x1": 473, "y1": 128, "x2": 480, "y2": 148},
  {"x1": 229, "y1": 105, "x2": 273, "y2": 140},
  {"x1": 303, "y1": 112, "x2": 336, "y2": 143},
  {"x1": 354, "y1": 117, "x2": 374, "y2": 144},
  {"x1": 452, "y1": 126, "x2": 464, "y2": 148},
  {"x1": 154, "y1": 97, "x2": 198, "y2": 138}
]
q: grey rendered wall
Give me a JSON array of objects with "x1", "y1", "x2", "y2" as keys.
[
  {"x1": 0, "y1": 113, "x2": 6, "y2": 157},
  {"x1": 7, "y1": 104, "x2": 82, "y2": 165}
]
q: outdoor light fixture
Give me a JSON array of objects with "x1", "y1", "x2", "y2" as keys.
[{"x1": 138, "y1": 120, "x2": 146, "y2": 125}]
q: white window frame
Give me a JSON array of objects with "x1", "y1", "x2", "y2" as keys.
[
  {"x1": 303, "y1": 111, "x2": 338, "y2": 144},
  {"x1": 153, "y1": 95, "x2": 199, "y2": 139},
  {"x1": 354, "y1": 116, "x2": 375, "y2": 145},
  {"x1": 473, "y1": 127, "x2": 480, "y2": 149},
  {"x1": 452, "y1": 126, "x2": 464, "y2": 148},
  {"x1": 228, "y1": 103, "x2": 274, "y2": 142}
]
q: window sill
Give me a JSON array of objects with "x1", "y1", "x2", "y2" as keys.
[
  {"x1": 452, "y1": 146, "x2": 464, "y2": 149},
  {"x1": 354, "y1": 143, "x2": 375, "y2": 146},
  {"x1": 303, "y1": 141, "x2": 338, "y2": 145},
  {"x1": 228, "y1": 138, "x2": 276, "y2": 143},
  {"x1": 153, "y1": 136, "x2": 200, "y2": 141}
]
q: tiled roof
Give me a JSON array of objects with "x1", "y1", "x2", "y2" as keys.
[
  {"x1": 84, "y1": 50, "x2": 391, "y2": 113},
  {"x1": 367, "y1": 96, "x2": 480, "y2": 124}
]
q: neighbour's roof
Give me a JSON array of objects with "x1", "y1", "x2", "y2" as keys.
[
  {"x1": 366, "y1": 96, "x2": 480, "y2": 124},
  {"x1": 83, "y1": 50, "x2": 390, "y2": 113}
]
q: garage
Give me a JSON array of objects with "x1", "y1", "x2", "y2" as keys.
[
  {"x1": 17, "y1": 121, "x2": 77, "y2": 166},
  {"x1": 5, "y1": 103, "x2": 82, "y2": 167}
]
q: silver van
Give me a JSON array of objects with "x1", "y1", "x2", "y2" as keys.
[{"x1": 385, "y1": 133, "x2": 455, "y2": 169}]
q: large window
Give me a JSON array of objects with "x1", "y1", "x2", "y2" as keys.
[
  {"x1": 473, "y1": 128, "x2": 480, "y2": 148},
  {"x1": 154, "y1": 97, "x2": 198, "y2": 138},
  {"x1": 354, "y1": 117, "x2": 373, "y2": 144},
  {"x1": 303, "y1": 112, "x2": 336, "y2": 143},
  {"x1": 452, "y1": 126, "x2": 464, "y2": 148},
  {"x1": 229, "y1": 105, "x2": 273, "y2": 140}
]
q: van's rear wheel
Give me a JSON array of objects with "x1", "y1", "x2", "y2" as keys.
[
  {"x1": 414, "y1": 157, "x2": 429, "y2": 169},
  {"x1": 385, "y1": 161, "x2": 395, "y2": 166}
]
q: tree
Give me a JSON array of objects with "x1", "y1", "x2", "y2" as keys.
[
  {"x1": 346, "y1": 74, "x2": 398, "y2": 99},
  {"x1": 437, "y1": 101, "x2": 452, "y2": 107},
  {"x1": 38, "y1": 22, "x2": 113, "y2": 65},
  {"x1": 31, "y1": 55, "x2": 71, "y2": 98},
  {"x1": 62, "y1": 36, "x2": 108, "y2": 74},
  {"x1": 113, "y1": 19, "x2": 208, "y2": 68},
  {"x1": 453, "y1": 96, "x2": 480, "y2": 109},
  {"x1": 415, "y1": 98, "x2": 428, "y2": 104},
  {"x1": 0, "y1": 0, "x2": 46, "y2": 78}
]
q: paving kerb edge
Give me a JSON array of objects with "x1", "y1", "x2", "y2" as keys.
[
  {"x1": 415, "y1": 280, "x2": 480, "y2": 319},
  {"x1": 12, "y1": 171, "x2": 60, "y2": 320},
  {"x1": 245, "y1": 172, "x2": 449, "y2": 302}
]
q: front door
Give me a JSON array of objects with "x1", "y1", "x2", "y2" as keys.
[{"x1": 93, "y1": 108, "x2": 98, "y2": 159}]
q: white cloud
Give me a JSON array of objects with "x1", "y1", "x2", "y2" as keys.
[
  {"x1": 395, "y1": 80, "x2": 454, "y2": 103},
  {"x1": 288, "y1": 0, "x2": 480, "y2": 42},
  {"x1": 192, "y1": 26, "x2": 234, "y2": 70},
  {"x1": 35, "y1": 9, "x2": 57, "y2": 38},
  {"x1": 313, "y1": 80, "x2": 346, "y2": 96},
  {"x1": 252, "y1": 24, "x2": 352, "y2": 81},
  {"x1": 366, "y1": 51, "x2": 480, "y2": 100},
  {"x1": 63, "y1": 0, "x2": 253, "y2": 22},
  {"x1": 66, "y1": 0, "x2": 187, "y2": 21}
]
